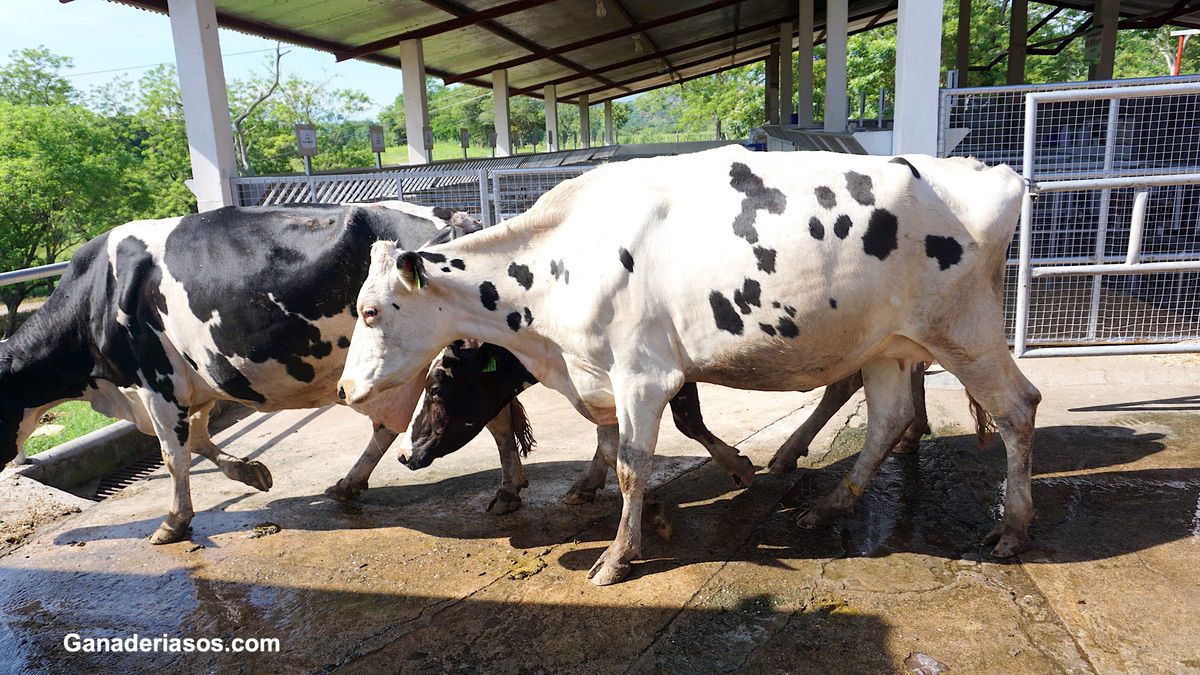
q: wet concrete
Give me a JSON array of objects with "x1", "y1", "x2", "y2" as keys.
[{"x1": 1, "y1": 355, "x2": 1198, "y2": 673}]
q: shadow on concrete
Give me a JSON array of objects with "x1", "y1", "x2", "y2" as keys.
[{"x1": 1068, "y1": 393, "x2": 1200, "y2": 412}]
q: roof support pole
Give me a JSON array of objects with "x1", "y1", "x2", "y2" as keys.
[
  {"x1": 1089, "y1": 0, "x2": 1120, "y2": 80},
  {"x1": 167, "y1": 0, "x2": 236, "y2": 212},
  {"x1": 544, "y1": 84, "x2": 559, "y2": 152},
  {"x1": 1007, "y1": 0, "x2": 1027, "y2": 84},
  {"x1": 399, "y1": 39, "x2": 431, "y2": 164},
  {"x1": 492, "y1": 69, "x2": 512, "y2": 157},
  {"x1": 766, "y1": 45, "x2": 780, "y2": 124},
  {"x1": 779, "y1": 21, "x2": 794, "y2": 124},
  {"x1": 604, "y1": 100, "x2": 614, "y2": 145},
  {"x1": 894, "y1": 0, "x2": 945, "y2": 154},
  {"x1": 824, "y1": 0, "x2": 848, "y2": 132},
  {"x1": 956, "y1": 0, "x2": 971, "y2": 86},
  {"x1": 578, "y1": 94, "x2": 591, "y2": 148},
  {"x1": 796, "y1": 0, "x2": 814, "y2": 127}
]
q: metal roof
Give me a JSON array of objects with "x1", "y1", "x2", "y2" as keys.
[{"x1": 101, "y1": 0, "x2": 1200, "y2": 104}]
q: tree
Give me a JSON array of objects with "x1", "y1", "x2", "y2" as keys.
[
  {"x1": 0, "y1": 47, "x2": 74, "y2": 106},
  {"x1": 229, "y1": 45, "x2": 288, "y2": 176}
]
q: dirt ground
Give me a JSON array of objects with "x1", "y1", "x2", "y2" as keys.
[{"x1": 0, "y1": 355, "x2": 1197, "y2": 673}]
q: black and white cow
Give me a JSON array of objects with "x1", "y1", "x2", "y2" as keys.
[
  {"x1": 397, "y1": 339, "x2": 929, "y2": 514},
  {"x1": 339, "y1": 147, "x2": 1041, "y2": 585},
  {"x1": 0, "y1": 202, "x2": 480, "y2": 544}
]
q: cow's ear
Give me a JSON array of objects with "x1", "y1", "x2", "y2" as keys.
[{"x1": 396, "y1": 251, "x2": 427, "y2": 291}]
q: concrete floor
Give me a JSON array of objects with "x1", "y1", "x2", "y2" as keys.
[{"x1": 1, "y1": 355, "x2": 1198, "y2": 673}]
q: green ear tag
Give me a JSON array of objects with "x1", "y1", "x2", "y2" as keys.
[
  {"x1": 482, "y1": 356, "x2": 498, "y2": 373},
  {"x1": 413, "y1": 269, "x2": 423, "y2": 290}
]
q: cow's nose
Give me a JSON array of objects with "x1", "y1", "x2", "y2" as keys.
[{"x1": 337, "y1": 386, "x2": 347, "y2": 401}]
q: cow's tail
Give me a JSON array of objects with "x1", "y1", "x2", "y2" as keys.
[
  {"x1": 509, "y1": 397, "x2": 537, "y2": 457},
  {"x1": 967, "y1": 393, "x2": 997, "y2": 447}
]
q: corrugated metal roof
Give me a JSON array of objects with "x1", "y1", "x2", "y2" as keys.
[{"x1": 101, "y1": 0, "x2": 1200, "y2": 103}]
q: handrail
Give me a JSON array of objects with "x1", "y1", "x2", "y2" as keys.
[{"x1": 0, "y1": 262, "x2": 69, "y2": 288}]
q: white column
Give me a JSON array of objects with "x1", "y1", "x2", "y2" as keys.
[
  {"x1": 167, "y1": 0, "x2": 236, "y2": 212},
  {"x1": 491, "y1": 69, "x2": 512, "y2": 157},
  {"x1": 797, "y1": 0, "x2": 815, "y2": 127},
  {"x1": 779, "y1": 21, "x2": 794, "y2": 124},
  {"x1": 1089, "y1": 0, "x2": 1119, "y2": 81},
  {"x1": 544, "y1": 84, "x2": 558, "y2": 152},
  {"x1": 894, "y1": 0, "x2": 946, "y2": 154},
  {"x1": 399, "y1": 39, "x2": 431, "y2": 164},
  {"x1": 604, "y1": 100, "x2": 614, "y2": 145},
  {"x1": 578, "y1": 94, "x2": 591, "y2": 148},
  {"x1": 824, "y1": 0, "x2": 848, "y2": 132}
]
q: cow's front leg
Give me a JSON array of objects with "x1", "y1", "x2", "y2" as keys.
[
  {"x1": 769, "y1": 371, "x2": 864, "y2": 474},
  {"x1": 187, "y1": 403, "x2": 273, "y2": 492},
  {"x1": 143, "y1": 397, "x2": 195, "y2": 545},
  {"x1": 588, "y1": 378, "x2": 671, "y2": 586},
  {"x1": 325, "y1": 422, "x2": 398, "y2": 501},
  {"x1": 797, "y1": 359, "x2": 912, "y2": 530},
  {"x1": 564, "y1": 425, "x2": 613, "y2": 504},
  {"x1": 486, "y1": 404, "x2": 528, "y2": 515}
]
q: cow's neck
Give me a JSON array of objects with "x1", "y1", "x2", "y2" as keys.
[{"x1": 1, "y1": 297, "x2": 94, "y2": 406}]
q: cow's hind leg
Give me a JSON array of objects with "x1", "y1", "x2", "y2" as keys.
[
  {"x1": 892, "y1": 364, "x2": 931, "y2": 454},
  {"x1": 187, "y1": 403, "x2": 273, "y2": 492},
  {"x1": 486, "y1": 404, "x2": 529, "y2": 515},
  {"x1": 769, "y1": 371, "x2": 864, "y2": 474},
  {"x1": 325, "y1": 422, "x2": 398, "y2": 501},
  {"x1": 143, "y1": 397, "x2": 195, "y2": 544},
  {"x1": 563, "y1": 426, "x2": 612, "y2": 504},
  {"x1": 797, "y1": 359, "x2": 913, "y2": 529},
  {"x1": 669, "y1": 383, "x2": 755, "y2": 487}
]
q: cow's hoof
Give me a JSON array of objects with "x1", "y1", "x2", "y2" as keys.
[
  {"x1": 767, "y1": 454, "x2": 799, "y2": 475},
  {"x1": 324, "y1": 479, "x2": 363, "y2": 502},
  {"x1": 587, "y1": 549, "x2": 633, "y2": 586},
  {"x1": 891, "y1": 437, "x2": 920, "y2": 455},
  {"x1": 234, "y1": 461, "x2": 273, "y2": 492},
  {"x1": 983, "y1": 523, "x2": 1030, "y2": 558},
  {"x1": 149, "y1": 522, "x2": 192, "y2": 545},
  {"x1": 796, "y1": 506, "x2": 840, "y2": 530},
  {"x1": 563, "y1": 488, "x2": 598, "y2": 505},
  {"x1": 486, "y1": 490, "x2": 523, "y2": 515},
  {"x1": 729, "y1": 455, "x2": 756, "y2": 488}
]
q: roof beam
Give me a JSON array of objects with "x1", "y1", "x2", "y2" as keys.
[
  {"x1": 334, "y1": 0, "x2": 562, "y2": 62},
  {"x1": 608, "y1": 0, "x2": 681, "y2": 82},
  {"x1": 417, "y1": 0, "x2": 630, "y2": 93},
  {"x1": 443, "y1": 0, "x2": 747, "y2": 85},
  {"x1": 509, "y1": 16, "x2": 791, "y2": 97}
]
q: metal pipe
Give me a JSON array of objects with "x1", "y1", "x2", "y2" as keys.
[
  {"x1": 0, "y1": 262, "x2": 69, "y2": 288},
  {"x1": 1035, "y1": 173, "x2": 1200, "y2": 192},
  {"x1": 1088, "y1": 98, "x2": 1121, "y2": 340},
  {"x1": 1019, "y1": 342, "x2": 1200, "y2": 358},
  {"x1": 1029, "y1": 81, "x2": 1200, "y2": 103},
  {"x1": 1126, "y1": 189, "x2": 1150, "y2": 265},
  {"x1": 1014, "y1": 92, "x2": 1037, "y2": 357},
  {"x1": 1031, "y1": 259, "x2": 1200, "y2": 277}
]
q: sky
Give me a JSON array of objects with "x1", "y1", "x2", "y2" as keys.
[{"x1": 0, "y1": 0, "x2": 405, "y2": 116}]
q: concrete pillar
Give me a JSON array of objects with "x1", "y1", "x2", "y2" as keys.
[
  {"x1": 167, "y1": 0, "x2": 236, "y2": 212},
  {"x1": 604, "y1": 100, "x2": 614, "y2": 145},
  {"x1": 894, "y1": 0, "x2": 946, "y2": 155},
  {"x1": 1007, "y1": 0, "x2": 1027, "y2": 85},
  {"x1": 544, "y1": 84, "x2": 558, "y2": 152},
  {"x1": 399, "y1": 39, "x2": 431, "y2": 164},
  {"x1": 779, "y1": 21, "x2": 794, "y2": 124},
  {"x1": 824, "y1": 0, "x2": 848, "y2": 132},
  {"x1": 956, "y1": 0, "x2": 971, "y2": 87},
  {"x1": 1089, "y1": 0, "x2": 1120, "y2": 81},
  {"x1": 492, "y1": 69, "x2": 512, "y2": 157},
  {"x1": 578, "y1": 94, "x2": 591, "y2": 148},
  {"x1": 797, "y1": 0, "x2": 815, "y2": 127},
  {"x1": 765, "y1": 48, "x2": 780, "y2": 125}
]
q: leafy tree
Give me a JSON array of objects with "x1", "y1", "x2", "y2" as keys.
[{"x1": 0, "y1": 47, "x2": 74, "y2": 106}]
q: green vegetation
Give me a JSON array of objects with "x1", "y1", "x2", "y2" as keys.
[{"x1": 23, "y1": 401, "x2": 117, "y2": 456}]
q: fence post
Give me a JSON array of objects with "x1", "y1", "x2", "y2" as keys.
[
  {"x1": 478, "y1": 169, "x2": 493, "y2": 227},
  {"x1": 1014, "y1": 93, "x2": 1038, "y2": 357}
]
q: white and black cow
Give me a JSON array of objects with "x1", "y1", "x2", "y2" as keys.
[
  {"x1": 339, "y1": 146, "x2": 1040, "y2": 586},
  {"x1": 0, "y1": 202, "x2": 481, "y2": 544}
]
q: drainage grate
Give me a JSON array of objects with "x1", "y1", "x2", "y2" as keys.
[{"x1": 91, "y1": 451, "x2": 164, "y2": 502}]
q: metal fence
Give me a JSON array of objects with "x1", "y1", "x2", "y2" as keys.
[{"x1": 939, "y1": 76, "x2": 1200, "y2": 356}]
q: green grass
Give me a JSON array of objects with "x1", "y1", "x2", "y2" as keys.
[{"x1": 23, "y1": 401, "x2": 117, "y2": 456}]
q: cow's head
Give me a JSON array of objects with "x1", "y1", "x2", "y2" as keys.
[
  {"x1": 402, "y1": 340, "x2": 536, "y2": 470},
  {"x1": 339, "y1": 241, "x2": 456, "y2": 406}
]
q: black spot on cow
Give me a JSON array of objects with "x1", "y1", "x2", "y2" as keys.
[
  {"x1": 348, "y1": 303, "x2": 358, "y2": 318},
  {"x1": 205, "y1": 350, "x2": 266, "y2": 403},
  {"x1": 549, "y1": 259, "x2": 570, "y2": 284},
  {"x1": 834, "y1": 214, "x2": 853, "y2": 239},
  {"x1": 450, "y1": 259, "x2": 466, "y2": 270},
  {"x1": 506, "y1": 312, "x2": 522, "y2": 332},
  {"x1": 709, "y1": 291, "x2": 743, "y2": 335},
  {"x1": 523, "y1": 307, "x2": 533, "y2": 325},
  {"x1": 618, "y1": 248, "x2": 634, "y2": 273},
  {"x1": 729, "y1": 162, "x2": 787, "y2": 244},
  {"x1": 419, "y1": 251, "x2": 447, "y2": 264},
  {"x1": 183, "y1": 353, "x2": 198, "y2": 370},
  {"x1": 808, "y1": 217, "x2": 825, "y2": 240},
  {"x1": 771, "y1": 301, "x2": 781, "y2": 308},
  {"x1": 732, "y1": 278, "x2": 762, "y2": 315},
  {"x1": 783, "y1": 305, "x2": 796, "y2": 317},
  {"x1": 814, "y1": 186, "x2": 837, "y2": 209},
  {"x1": 829, "y1": 298, "x2": 838, "y2": 309},
  {"x1": 845, "y1": 171, "x2": 875, "y2": 206},
  {"x1": 479, "y1": 282, "x2": 499, "y2": 311},
  {"x1": 889, "y1": 157, "x2": 921, "y2": 178},
  {"x1": 507, "y1": 262, "x2": 534, "y2": 290},
  {"x1": 441, "y1": 267, "x2": 451, "y2": 273},
  {"x1": 863, "y1": 208, "x2": 899, "y2": 261},
  {"x1": 925, "y1": 235, "x2": 963, "y2": 270},
  {"x1": 337, "y1": 336, "x2": 351, "y2": 349},
  {"x1": 759, "y1": 323, "x2": 777, "y2": 336},
  {"x1": 753, "y1": 246, "x2": 777, "y2": 274},
  {"x1": 174, "y1": 412, "x2": 189, "y2": 445},
  {"x1": 776, "y1": 316, "x2": 799, "y2": 338},
  {"x1": 391, "y1": 303, "x2": 400, "y2": 310}
]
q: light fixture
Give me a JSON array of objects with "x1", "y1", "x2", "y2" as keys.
[
  {"x1": 633, "y1": 34, "x2": 643, "y2": 54},
  {"x1": 595, "y1": 0, "x2": 606, "y2": 18}
]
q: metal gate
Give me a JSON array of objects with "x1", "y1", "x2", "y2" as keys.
[{"x1": 1012, "y1": 81, "x2": 1200, "y2": 357}]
